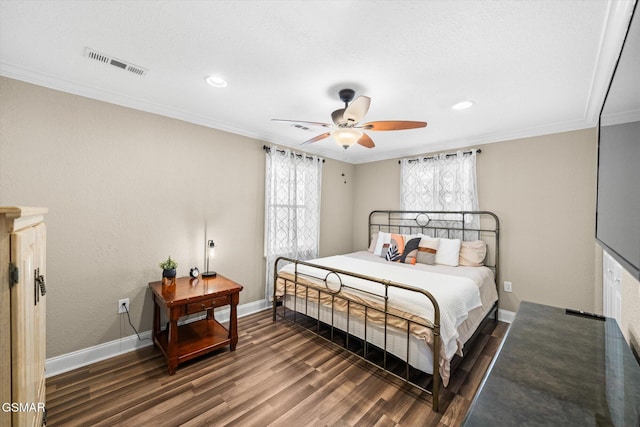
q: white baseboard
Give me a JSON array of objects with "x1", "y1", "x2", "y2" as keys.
[
  {"x1": 45, "y1": 298, "x2": 271, "y2": 378},
  {"x1": 498, "y1": 309, "x2": 516, "y2": 323}
]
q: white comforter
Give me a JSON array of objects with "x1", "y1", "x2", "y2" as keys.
[{"x1": 279, "y1": 252, "x2": 486, "y2": 363}]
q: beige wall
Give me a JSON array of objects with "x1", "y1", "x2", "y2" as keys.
[
  {"x1": 0, "y1": 77, "x2": 353, "y2": 357},
  {"x1": 352, "y1": 128, "x2": 599, "y2": 314},
  {"x1": 320, "y1": 160, "x2": 355, "y2": 257}
]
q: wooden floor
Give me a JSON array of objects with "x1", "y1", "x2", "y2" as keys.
[{"x1": 46, "y1": 309, "x2": 508, "y2": 427}]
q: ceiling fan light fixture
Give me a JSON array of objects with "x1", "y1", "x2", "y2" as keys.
[
  {"x1": 452, "y1": 100, "x2": 474, "y2": 110},
  {"x1": 331, "y1": 128, "x2": 362, "y2": 149},
  {"x1": 205, "y1": 75, "x2": 228, "y2": 88}
]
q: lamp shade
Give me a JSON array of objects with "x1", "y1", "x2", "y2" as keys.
[{"x1": 331, "y1": 128, "x2": 363, "y2": 148}]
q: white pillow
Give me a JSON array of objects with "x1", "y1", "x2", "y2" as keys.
[
  {"x1": 372, "y1": 231, "x2": 391, "y2": 256},
  {"x1": 435, "y1": 238, "x2": 461, "y2": 266}
]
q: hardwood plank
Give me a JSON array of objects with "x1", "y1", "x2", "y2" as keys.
[
  {"x1": 46, "y1": 309, "x2": 507, "y2": 426},
  {"x1": 457, "y1": 354, "x2": 493, "y2": 401},
  {"x1": 439, "y1": 394, "x2": 472, "y2": 427}
]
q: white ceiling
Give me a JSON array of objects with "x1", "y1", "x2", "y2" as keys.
[{"x1": 0, "y1": 0, "x2": 636, "y2": 164}]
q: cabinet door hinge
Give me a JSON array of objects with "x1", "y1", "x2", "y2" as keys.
[{"x1": 9, "y1": 263, "x2": 19, "y2": 287}]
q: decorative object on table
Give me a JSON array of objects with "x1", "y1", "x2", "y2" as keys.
[
  {"x1": 189, "y1": 268, "x2": 200, "y2": 287},
  {"x1": 202, "y1": 240, "x2": 217, "y2": 278},
  {"x1": 159, "y1": 256, "x2": 178, "y2": 286}
]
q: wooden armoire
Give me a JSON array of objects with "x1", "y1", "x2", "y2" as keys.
[{"x1": 0, "y1": 207, "x2": 48, "y2": 427}]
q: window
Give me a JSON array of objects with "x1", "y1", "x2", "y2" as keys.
[
  {"x1": 400, "y1": 150, "x2": 479, "y2": 236},
  {"x1": 264, "y1": 146, "x2": 322, "y2": 300}
]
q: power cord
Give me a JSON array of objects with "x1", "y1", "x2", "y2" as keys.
[{"x1": 121, "y1": 302, "x2": 150, "y2": 341}]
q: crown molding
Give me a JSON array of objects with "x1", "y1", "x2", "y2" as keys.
[
  {"x1": 345, "y1": 117, "x2": 596, "y2": 164},
  {"x1": 0, "y1": 61, "x2": 269, "y2": 143},
  {"x1": 583, "y1": 0, "x2": 637, "y2": 125},
  {"x1": 601, "y1": 108, "x2": 640, "y2": 126}
]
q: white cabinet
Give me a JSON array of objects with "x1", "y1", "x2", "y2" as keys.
[
  {"x1": 603, "y1": 249, "x2": 622, "y2": 325},
  {"x1": 0, "y1": 207, "x2": 48, "y2": 427}
]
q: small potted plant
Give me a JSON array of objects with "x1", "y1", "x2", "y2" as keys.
[{"x1": 159, "y1": 256, "x2": 178, "y2": 286}]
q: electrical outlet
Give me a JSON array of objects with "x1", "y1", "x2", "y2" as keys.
[
  {"x1": 118, "y1": 298, "x2": 130, "y2": 314},
  {"x1": 504, "y1": 281, "x2": 512, "y2": 293}
]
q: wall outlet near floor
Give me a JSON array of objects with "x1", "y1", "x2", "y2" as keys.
[
  {"x1": 118, "y1": 298, "x2": 130, "y2": 314},
  {"x1": 503, "y1": 281, "x2": 512, "y2": 293}
]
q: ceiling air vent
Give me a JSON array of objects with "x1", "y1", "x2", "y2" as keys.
[
  {"x1": 84, "y1": 47, "x2": 148, "y2": 77},
  {"x1": 291, "y1": 124, "x2": 313, "y2": 132}
]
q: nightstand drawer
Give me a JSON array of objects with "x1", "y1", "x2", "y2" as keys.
[{"x1": 186, "y1": 295, "x2": 230, "y2": 314}]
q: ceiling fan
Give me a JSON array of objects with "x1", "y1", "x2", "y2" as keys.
[{"x1": 272, "y1": 89, "x2": 427, "y2": 149}]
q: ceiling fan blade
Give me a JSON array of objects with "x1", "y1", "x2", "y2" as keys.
[
  {"x1": 272, "y1": 119, "x2": 333, "y2": 128},
  {"x1": 331, "y1": 109, "x2": 345, "y2": 125},
  {"x1": 302, "y1": 132, "x2": 331, "y2": 145},
  {"x1": 343, "y1": 96, "x2": 371, "y2": 125},
  {"x1": 360, "y1": 121, "x2": 427, "y2": 131},
  {"x1": 357, "y1": 133, "x2": 375, "y2": 148}
]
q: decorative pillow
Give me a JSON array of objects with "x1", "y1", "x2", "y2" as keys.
[
  {"x1": 384, "y1": 233, "x2": 406, "y2": 261},
  {"x1": 435, "y1": 238, "x2": 461, "y2": 266},
  {"x1": 400, "y1": 237, "x2": 422, "y2": 264},
  {"x1": 416, "y1": 237, "x2": 439, "y2": 265},
  {"x1": 368, "y1": 231, "x2": 379, "y2": 253},
  {"x1": 459, "y1": 240, "x2": 487, "y2": 267},
  {"x1": 372, "y1": 232, "x2": 391, "y2": 256}
]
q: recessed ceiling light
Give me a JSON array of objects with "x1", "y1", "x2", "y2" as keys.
[
  {"x1": 452, "y1": 100, "x2": 474, "y2": 110},
  {"x1": 205, "y1": 75, "x2": 228, "y2": 88}
]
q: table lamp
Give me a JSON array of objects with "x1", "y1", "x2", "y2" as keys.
[{"x1": 202, "y1": 240, "x2": 217, "y2": 278}]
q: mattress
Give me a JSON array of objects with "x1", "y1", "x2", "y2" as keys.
[{"x1": 276, "y1": 251, "x2": 498, "y2": 386}]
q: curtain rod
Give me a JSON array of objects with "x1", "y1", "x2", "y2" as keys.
[
  {"x1": 263, "y1": 145, "x2": 325, "y2": 162},
  {"x1": 398, "y1": 149, "x2": 481, "y2": 164}
]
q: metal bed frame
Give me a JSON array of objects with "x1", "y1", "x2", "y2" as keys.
[{"x1": 272, "y1": 210, "x2": 500, "y2": 412}]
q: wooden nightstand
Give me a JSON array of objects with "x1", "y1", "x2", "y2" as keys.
[{"x1": 149, "y1": 274, "x2": 243, "y2": 375}]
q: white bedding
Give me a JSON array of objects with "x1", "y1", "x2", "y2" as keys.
[{"x1": 277, "y1": 251, "x2": 498, "y2": 386}]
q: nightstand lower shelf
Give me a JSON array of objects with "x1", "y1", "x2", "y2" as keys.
[{"x1": 154, "y1": 318, "x2": 230, "y2": 363}]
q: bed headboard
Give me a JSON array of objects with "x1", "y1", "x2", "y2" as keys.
[{"x1": 368, "y1": 210, "x2": 500, "y2": 281}]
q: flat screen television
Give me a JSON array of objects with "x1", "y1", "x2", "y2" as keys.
[{"x1": 597, "y1": 3, "x2": 640, "y2": 280}]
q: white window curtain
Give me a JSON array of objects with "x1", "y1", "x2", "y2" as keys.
[
  {"x1": 400, "y1": 150, "x2": 479, "y2": 236},
  {"x1": 264, "y1": 146, "x2": 322, "y2": 300}
]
